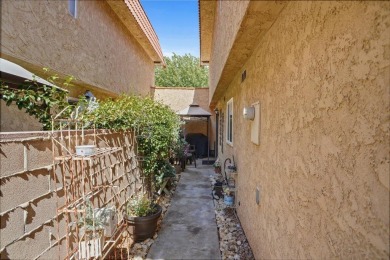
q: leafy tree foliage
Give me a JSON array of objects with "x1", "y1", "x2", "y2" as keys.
[{"x1": 155, "y1": 53, "x2": 208, "y2": 87}]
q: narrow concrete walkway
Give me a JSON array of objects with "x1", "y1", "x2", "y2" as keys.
[{"x1": 147, "y1": 162, "x2": 221, "y2": 260}]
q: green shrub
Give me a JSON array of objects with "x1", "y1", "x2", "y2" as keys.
[
  {"x1": 81, "y1": 95, "x2": 181, "y2": 194},
  {"x1": 126, "y1": 193, "x2": 157, "y2": 217}
]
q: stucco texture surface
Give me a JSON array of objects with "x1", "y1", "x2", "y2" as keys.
[
  {"x1": 209, "y1": 1, "x2": 249, "y2": 103},
  {"x1": 0, "y1": 101, "x2": 42, "y2": 132},
  {"x1": 215, "y1": 2, "x2": 389, "y2": 259},
  {"x1": 1, "y1": 0, "x2": 154, "y2": 97}
]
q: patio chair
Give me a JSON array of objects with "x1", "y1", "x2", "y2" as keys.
[{"x1": 186, "y1": 145, "x2": 197, "y2": 168}]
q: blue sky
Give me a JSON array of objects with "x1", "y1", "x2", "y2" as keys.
[{"x1": 140, "y1": 0, "x2": 199, "y2": 58}]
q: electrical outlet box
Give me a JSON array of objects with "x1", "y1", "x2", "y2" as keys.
[
  {"x1": 251, "y1": 102, "x2": 260, "y2": 145},
  {"x1": 256, "y1": 187, "x2": 260, "y2": 205}
]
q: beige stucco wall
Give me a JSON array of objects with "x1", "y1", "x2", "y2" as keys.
[
  {"x1": 1, "y1": 0, "x2": 154, "y2": 98},
  {"x1": 152, "y1": 87, "x2": 217, "y2": 154},
  {"x1": 0, "y1": 100, "x2": 42, "y2": 132},
  {"x1": 214, "y1": 1, "x2": 389, "y2": 259},
  {"x1": 0, "y1": 130, "x2": 140, "y2": 259},
  {"x1": 208, "y1": 1, "x2": 249, "y2": 101}
]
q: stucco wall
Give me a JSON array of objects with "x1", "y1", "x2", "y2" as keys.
[
  {"x1": 0, "y1": 100, "x2": 42, "y2": 132},
  {"x1": 1, "y1": 0, "x2": 154, "y2": 97},
  {"x1": 215, "y1": 2, "x2": 389, "y2": 259},
  {"x1": 152, "y1": 87, "x2": 217, "y2": 154},
  {"x1": 208, "y1": 1, "x2": 249, "y2": 100},
  {"x1": 0, "y1": 130, "x2": 141, "y2": 259}
]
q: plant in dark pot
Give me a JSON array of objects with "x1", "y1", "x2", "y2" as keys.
[{"x1": 124, "y1": 193, "x2": 162, "y2": 242}]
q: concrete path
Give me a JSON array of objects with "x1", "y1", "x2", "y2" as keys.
[{"x1": 147, "y1": 162, "x2": 221, "y2": 260}]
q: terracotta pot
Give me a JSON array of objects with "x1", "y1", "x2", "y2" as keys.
[
  {"x1": 214, "y1": 167, "x2": 221, "y2": 174},
  {"x1": 125, "y1": 204, "x2": 162, "y2": 242}
]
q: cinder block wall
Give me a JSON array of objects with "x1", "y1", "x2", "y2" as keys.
[{"x1": 0, "y1": 130, "x2": 140, "y2": 259}]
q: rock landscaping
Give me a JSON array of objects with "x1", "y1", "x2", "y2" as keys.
[
  {"x1": 211, "y1": 174, "x2": 255, "y2": 260},
  {"x1": 214, "y1": 201, "x2": 255, "y2": 260},
  {"x1": 112, "y1": 170, "x2": 254, "y2": 260}
]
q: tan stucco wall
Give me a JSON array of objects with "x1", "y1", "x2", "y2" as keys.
[
  {"x1": 208, "y1": 1, "x2": 249, "y2": 102},
  {"x1": 214, "y1": 2, "x2": 389, "y2": 259},
  {"x1": 0, "y1": 131, "x2": 140, "y2": 259},
  {"x1": 1, "y1": 0, "x2": 154, "y2": 98},
  {"x1": 152, "y1": 87, "x2": 217, "y2": 153},
  {"x1": 0, "y1": 100, "x2": 42, "y2": 132}
]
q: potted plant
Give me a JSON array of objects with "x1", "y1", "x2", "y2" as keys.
[
  {"x1": 213, "y1": 158, "x2": 221, "y2": 174},
  {"x1": 223, "y1": 186, "x2": 235, "y2": 206},
  {"x1": 124, "y1": 193, "x2": 162, "y2": 242}
]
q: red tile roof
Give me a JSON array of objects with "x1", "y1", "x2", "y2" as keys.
[
  {"x1": 108, "y1": 0, "x2": 165, "y2": 66},
  {"x1": 125, "y1": 0, "x2": 165, "y2": 64}
]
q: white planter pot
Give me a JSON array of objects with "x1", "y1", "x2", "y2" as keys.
[
  {"x1": 75, "y1": 145, "x2": 96, "y2": 156},
  {"x1": 78, "y1": 230, "x2": 104, "y2": 259}
]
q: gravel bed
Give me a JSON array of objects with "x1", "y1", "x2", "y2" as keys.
[{"x1": 211, "y1": 174, "x2": 255, "y2": 260}]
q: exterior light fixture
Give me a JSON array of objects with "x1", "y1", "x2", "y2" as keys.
[
  {"x1": 243, "y1": 106, "x2": 255, "y2": 120},
  {"x1": 214, "y1": 108, "x2": 219, "y2": 115}
]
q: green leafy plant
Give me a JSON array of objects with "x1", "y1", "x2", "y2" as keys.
[
  {"x1": 77, "y1": 200, "x2": 108, "y2": 231},
  {"x1": 82, "y1": 95, "x2": 181, "y2": 194},
  {"x1": 126, "y1": 193, "x2": 157, "y2": 217},
  {"x1": 154, "y1": 159, "x2": 176, "y2": 188},
  {"x1": 213, "y1": 158, "x2": 221, "y2": 168},
  {"x1": 0, "y1": 70, "x2": 74, "y2": 130},
  {"x1": 171, "y1": 138, "x2": 188, "y2": 159}
]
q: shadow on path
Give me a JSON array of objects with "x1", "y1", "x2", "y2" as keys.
[{"x1": 147, "y1": 162, "x2": 221, "y2": 259}]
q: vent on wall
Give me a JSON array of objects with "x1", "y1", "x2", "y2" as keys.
[{"x1": 241, "y1": 70, "x2": 246, "y2": 82}]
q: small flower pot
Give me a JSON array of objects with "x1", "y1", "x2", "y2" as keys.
[
  {"x1": 124, "y1": 204, "x2": 162, "y2": 242},
  {"x1": 214, "y1": 167, "x2": 221, "y2": 174},
  {"x1": 224, "y1": 195, "x2": 234, "y2": 206}
]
